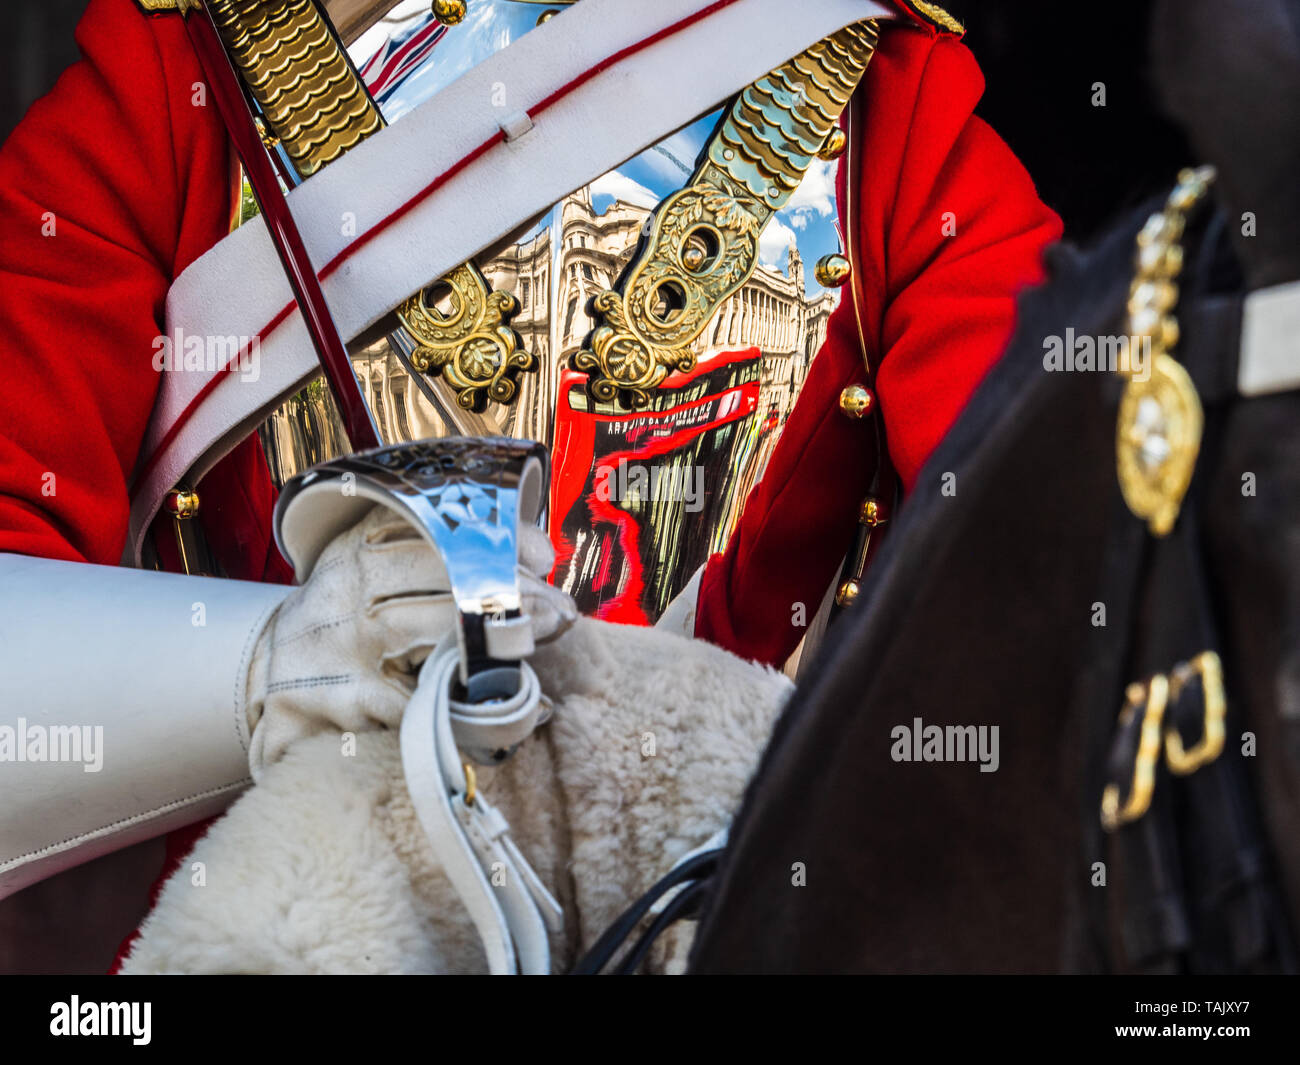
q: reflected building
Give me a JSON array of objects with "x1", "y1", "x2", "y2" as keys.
[{"x1": 287, "y1": 187, "x2": 838, "y2": 472}]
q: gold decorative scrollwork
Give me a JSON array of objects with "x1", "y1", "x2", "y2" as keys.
[
  {"x1": 577, "y1": 20, "x2": 879, "y2": 408},
  {"x1": 397, "y1": 263, "x2": 538, "y2": 412},
  {"x1": 897, "y1": 1, "x2": 965, "y2": 35},
  {"x1": 1116, "y1": 357, "x2": 1203, "y2": 537},
  {"x1": 581, "y1": 181, "x2": 761, "y2": 403},
  {"x1": 209, "y1": 0, "x2": 539, "y2": 407},
  {"x1": 207, "y1": 0, "x2": 384, "y2": 177}
]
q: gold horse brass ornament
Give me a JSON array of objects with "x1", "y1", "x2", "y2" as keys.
[
  {"x1": 577, "y1": 20, "x2": 880, "y2": 408},
  {"x1": 1116, "y1": 355, "x2": 1203, "y2": 537},
  {"x1": 397, "y1": 275, "x2": 538, "y2": 412},
  {"x1": 1115, "y1": 166, "x2": 1215, "y2": 537}
]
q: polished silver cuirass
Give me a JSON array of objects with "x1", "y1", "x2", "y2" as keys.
[{"x1": 247, "y1": 0, "x2": 873, "y2": 622}]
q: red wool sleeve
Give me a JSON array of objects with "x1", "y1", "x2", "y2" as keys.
[
  {"x1": 695, "y1": 25, "x2": 1063, "y2": 668},
  {"x1": 0, "y1": 0, "x2": 233, "y2": 565}
]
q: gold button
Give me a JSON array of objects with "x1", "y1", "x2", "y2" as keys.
[
  {"x1": 254, "y1": 117, "x2": 279, "y2": 150},
  {"x1": 817, "y1": 127, "x2": 848, "y2": 161},
  {"x1": 814, "y1": 253, "x2": 851, "y2": 288},
  {"x1": 432, "y1": 0, "x2": 467, "y2": 25},
  {"x1": 835, "y1": 579, "x2": 860, "y2": 607},
  {"x1": 859, "y1": 497, "x2": 888, "y2": 526},
  {"x1": 838, "y1": 384, "x2": 874, "y2": 419},
  {"x1": 536, "y1": 8, "x2": 560, "y2": 24},
  {"x1": 165, "y1": 488, "x2": 201, "y2": 520}
]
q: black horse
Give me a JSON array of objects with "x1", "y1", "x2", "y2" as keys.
[{"x1": 687, "y1": 0, "x2": 1300, "y2": 973}]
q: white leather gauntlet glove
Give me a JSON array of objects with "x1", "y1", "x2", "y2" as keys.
[{"x1": 245, "y1": 504, "x2": 575, "y2": 778}]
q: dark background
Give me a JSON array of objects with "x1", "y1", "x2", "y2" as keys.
[
  {"x1": 0, "y1": 0, "x2": 1194, "y2": 973},
  {"x1": 0, "y1": 1, "x2": 90, "y2": 146},
  {"x1": 946, "y1": 0, "x2": 1193, "y2": 240}
]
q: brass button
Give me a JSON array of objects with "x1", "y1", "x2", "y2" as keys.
[
  {"x1": 838, "y1": 384, "x2": 874, "y2": 419},
  {"x1": 814, "y1": 253, "x2": 851, "y2": 288},
  {"x1": 817, "y1": 127, "x2": 848, "y2": 161},
  {"x1": 254, "y1": 117, "x2": 279, "y2": 150},
  {"x1": 432, "y1": 0, "x2": 467, "y2": 25},
  {"x1": 835, "y1": 579, "x2": 860, "y2": 607},
  {"x1": 859, "y1": 497, "x2": 888, "y2": 526},
  {"x1": 536, "y1": 8, "x2": 560, "y2": 24},
  {"x1": 165, "y1": 488, "x2": 201, "y2": 520}
]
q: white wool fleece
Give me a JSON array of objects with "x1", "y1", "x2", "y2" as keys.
[{"x1": 120, "y1": 617, "x2": 792, "y2": 974}]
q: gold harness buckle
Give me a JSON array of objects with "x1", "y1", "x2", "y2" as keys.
[
  {"x1": 1164, "y1": 651, "x2": 1227, "y2": 776},
  {"x1": 1100, "y1": 650, "x2": 1228, "y2": 831},
  {"x1": 1101, "y1": 675, "x2": 1170, "y2": 832}
]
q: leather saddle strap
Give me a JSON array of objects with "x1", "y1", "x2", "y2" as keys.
[
  {"x1": 1102, "y1": 211, "x2": 1297, "y2": 971},
  {"x1": 1101, "y1": 204, "x2": 1235, "y2": 970},
  {"x1": 1129, "y1": 483, "x2": 1295, "y2": 971},
  {"x1": 1175, "y1": 211, "x2": 1242, "y2": 406},
  {"x1": 1106, "y1": 529, "x2": 1194, "y2": 969},
  {"x1": 1162, "y1": 468, "x2": 1298, "y2": 971},
  {"x1": 1144, "y1": 213, "x2": 1295, "y2": 971},
  {"x1": 1088, "y1": 200, "x2": 1216, "y2": 971}
]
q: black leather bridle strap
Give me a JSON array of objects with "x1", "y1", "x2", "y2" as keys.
[
  {"x1": 612, "y1": 878, "x2": 711, "y2": 976},
  {"x1": 569, "y1": 850, "x2": 722, "y2": 975}
]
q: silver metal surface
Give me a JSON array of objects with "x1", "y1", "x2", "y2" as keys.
[
  {"x1": 276, "y1": 436, "x2": 548, "y2": 701},
  {"x1": 256, "y1": 0, "x2": 847, "y2": 622}
]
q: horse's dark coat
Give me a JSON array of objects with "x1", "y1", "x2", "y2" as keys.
[
  {"x1": 689, "y1": 0, "x2": 1300, "y2": 974},
  {"x1": 688, "y1": 206, "x2": 1300, "y2": 973}
]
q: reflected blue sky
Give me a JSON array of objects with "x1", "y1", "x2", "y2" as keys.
[{"x1": 350, "y1": 0, "x2": 841, "y2": 293}]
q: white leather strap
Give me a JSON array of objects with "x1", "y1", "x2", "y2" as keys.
[
  {"x1": 129, "y1": 0, "x2": 892, "y2": 562},
  {"x1": 1239, "y1": 279, "x2": 1300, "y2": 396},
  {"x1": 399, "y1": 643, "x2": 561, "y2": 974},
  {"x1": 448, "y1": 665, "x2": 550, "y2": 765}
]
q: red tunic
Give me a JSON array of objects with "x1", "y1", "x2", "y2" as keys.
[{"x1": 0, "y1": 0, "x2": 285, "y2": 581}]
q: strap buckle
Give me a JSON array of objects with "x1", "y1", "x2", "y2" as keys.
[
  {"x1": 1100, "y1": 650, "x2": 1228, "y2": 831},
  {"x1": 1164, "y1": 650, "x2": 1226, "y2": 775},
  {"x1": 1101, "y1": 675, "x2": 1170, "y2": 832}
]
